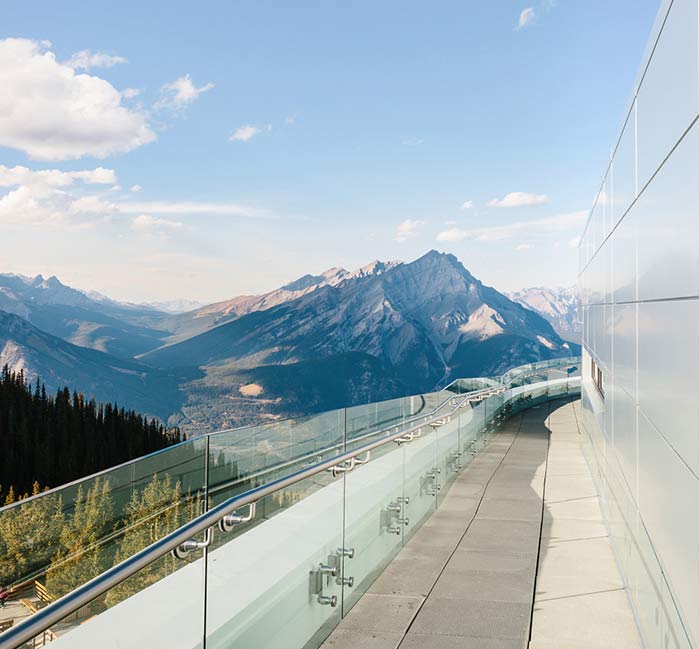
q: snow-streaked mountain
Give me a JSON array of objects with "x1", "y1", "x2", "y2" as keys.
[
  {"x1": 507, "y1": 286, "x2": 580, "y2": 343},
  {"x1": 144, "y1": 252, "x2": 577, "y2": 432},
  {"x1": 0, "y1": 255, "x2": 580, "y2": 434},
  {"x1": 0, "y1": 310, "x2": 194, "y2": 419},
  {"x1": 0, "y1": 274, "x2": 169, "y2": 357},
  {"x1": 164, "y1": 259, "x2": 402, "y2": 342}
]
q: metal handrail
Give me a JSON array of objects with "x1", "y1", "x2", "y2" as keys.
[
  {"x1": 0, "y1": 384, "x2": 513, "y2": 649},
  {"x1": 0, "y1": 356, "x2": 578, "y2": 515}
]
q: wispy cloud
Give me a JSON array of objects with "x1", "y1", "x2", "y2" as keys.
[
  {"x1": 132, "y1": 214, "x2": 188, "y2": 235},
  {"x1": 436, "y1": 211, "x2": 587, "y2": 243},
  {"x1": 436, "y1": 227, "x2": 467, "y2": 243},
  {"x1": 229, "y1": 124, "x2": 272, "y2": 142},
  {"x1": 516, "y1": 243, "x2": 534, "y2": 250},
  {"x1": 516, "y1": 7, "x2": 536, "y2": 29},
  {"x1": 402, "y1": 138, "x2": 424, "y2": 146},
  {"x1": 66, "y1": 50, "x2": 127, "y2": 70},
  {"x1": 395, "y1": 218, "x2": 426, "y2": 242},
  {"x1": 130, "y1": 184, "x2": 142, "y2": 193},
  {"x1": 487, "y1": 192, "x2": 548, "y2": 208},
  {"x1": 118, "y1": 200, "x2": 264, "y2": 217},
  {"x1": 157, "y1": 74, "x2": 214, "y2": 111},
  {"x1": 460, "y1": 200, "x2": 474, "y2": 210}
]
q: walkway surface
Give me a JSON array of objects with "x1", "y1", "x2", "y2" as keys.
[{"x1": 321, "y1": 398, "x2": 643, "y2": 649}]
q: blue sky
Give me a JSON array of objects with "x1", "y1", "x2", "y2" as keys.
[{"x1": 1, "y1": 1, "x2": 659, "y2": 302}]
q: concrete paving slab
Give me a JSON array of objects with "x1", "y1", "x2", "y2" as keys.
[
  {"x1": 430, "y1": 567, "x2": 533, "y2": 602},
  {"x1": 322, "y1": 629, "x2": 403, "y2": 649},
  {"x1": 399, "y1": 634, "x2": 525, "y2": 649},
  {"x1": 541, "y1": 517, "x2": 608, "y2": 541},
  {"x1": 446, "y1": 549, "x2": 537, "y2": 575},
  {"x1": 340, "y1": 594, "x2": 424, "y2": 634},
  {"x1": 457, "y1": 519, "x2": 540, "y2": 554},
  {"x1": 409, "y1": 597, "x2": 531, "y2": 640},
  {"x1": 370, "y1": 555, "x2": 448, "y2": 598},
  {"x1": 544, "y1": 496, "x2": 603, "y2": 521},
  {"x1": 530, "y1": 589, "x2": 642, "y2": 649},
  {"x1": 477, "y1": 497, "x2": 543, "y2": 522}
]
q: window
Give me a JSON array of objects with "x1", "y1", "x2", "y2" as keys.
[{"x1": 590, "y1": 357, "x2": 605, "y2": 398}]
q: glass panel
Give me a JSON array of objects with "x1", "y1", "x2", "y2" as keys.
[
  {"x1": 204, "y1": 446, "x2": 346, "y2": 648},
  {"x1": 402, "y1": 418, "x2": 439, "y2": 541},
  {"x1": 17, "y1": 509, "x2": 207, "y2": 649},
  {"x1": 0, "y1": 439, "x2": 207, "y2": 603},
  {"x1": 434, "y1": 402, "x2": 461, "y2": 506},
  {"x1": 341, "y1": 425, "x2": 405, "y2": 616}
]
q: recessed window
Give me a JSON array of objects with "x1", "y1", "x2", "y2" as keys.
[{"x1": 590, "y1": 357, "x2": 605, "y2": 398}]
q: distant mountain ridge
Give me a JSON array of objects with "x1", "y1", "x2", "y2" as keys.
[
  {"x1": 0, "y1": 253, "x2": 579, "y2": 435},
  {"x1": 0, "y1": 273, "x2": 170, "y2": 357},
  {"x1": 163, "y1": 259, "x2": 402, "y2": 342},
  {"x1": 142, "y1": 252, "x2": 577, "y2": 431},
  {"x1": 507, "y1": 286, "x2": 580, "y2": 343}
]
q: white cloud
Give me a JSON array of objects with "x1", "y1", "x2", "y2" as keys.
[
  {"x1": 487, "y1": 192, "x2": 549, "y2": 208},
  {"x1": 439, "y1": 211, "x2": 587, "y2": 242},
  {"x1": 395, "y1": 218, "x2": 426, "y2": 242},
  {"x1": 402, "y1": 138, "x2": 424, "y2": 146},
  {"x1": 516, "y1": 243, "x2": 534, "y2": 250},
  {"x1": 517, "y1": 7, "x2": 536, "y2": 29},
  {"x1": 0, "y1": 165, "x2": 117, "y2": 187},
  {"x1": 130, "y1": 184, "x2": 142, "y2": 192},
  {"x1": 118, "y1": 200, "x2": 264, "y2": 217},
  {"x1": 229, "y1": 124, "x2": 272, "y2": 142},
  {"x1": 460, "y1": 200, "x2": 474, "y2": 210},
  {"x1": 285, "y1": 115, "x2": 296, "y2": 125},
  {"x1": 0, "y1": 163, "x2": 266, "y2": 230},
  {"x1": 157, "y1": 74, "x2": 214, "y2": 110},
  {"x1": 436, "y1": 227, "x2": 467, "y2": 243},
  {"x1": 122, "y1": 88, "x2": 140, "y2": 99},
  {"x1": 0, "y1": 164, "x2": 118, "y2": 228},
  {"x1": 132, "y1": 214, "x2": 187, "y2": 234},
  {"x1": 66, "y1": 50, "x2": 127, "y2": 70},
  {"x1": 0, "y1": 38, "x2": 155, "y2": 160}
]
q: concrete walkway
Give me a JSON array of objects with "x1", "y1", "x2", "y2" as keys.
[{"x1": 321, "y1": 398, "x2": 643, "y2": 649}]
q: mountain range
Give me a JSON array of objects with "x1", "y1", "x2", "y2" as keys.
[
  {"x1": 0, "y1": 252, "x2": 579, "y2": 435},
  {"x1": 507, "y1": 286, "x2": 580, "y2": 343}
]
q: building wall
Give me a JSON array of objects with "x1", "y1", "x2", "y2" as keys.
[{"x1": 579, "y1": 1, "x2": 699, "y2": 648}]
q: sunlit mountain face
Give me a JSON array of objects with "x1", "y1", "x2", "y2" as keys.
[{"x1": 0, "y1": 251, "x2": 578, "y2": 435}]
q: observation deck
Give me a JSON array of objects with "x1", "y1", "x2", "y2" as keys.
[{"x1": 0, "y1": 358, "x2": 642, "y2": 649}]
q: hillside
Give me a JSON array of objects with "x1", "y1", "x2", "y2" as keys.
[{"x1": 0, "y1": 310, "x2": 197, "y2": 419}]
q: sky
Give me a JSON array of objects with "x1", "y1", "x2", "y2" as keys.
[{"x1": 0, "y1": 0, "x2": 660, "y2": 303}]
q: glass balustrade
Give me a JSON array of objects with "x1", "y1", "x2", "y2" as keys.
[{"x1": 0, "y1": 358, "x2": 581, "y2": 649}]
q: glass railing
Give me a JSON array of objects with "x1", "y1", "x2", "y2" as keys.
[{"x1": 0, "y1": 358, "x2": 580, "y2": 649}]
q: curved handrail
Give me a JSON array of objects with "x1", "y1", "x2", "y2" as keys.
[
  {"x1": 0, "y1": 359, "x2": 581, "y2": 649},
  {"x1": 0, "y1": 383, "x2": 519, "y2": 649}
]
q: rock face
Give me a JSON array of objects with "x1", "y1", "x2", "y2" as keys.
[
  {"x1": 507, "y1": 286, "x2": 580, "y2": 343},
  {"x1": 162, "y1": 259, "x2": 402, "y2": 342},
  {"x1": 144, "y1": 251, "x2": 576, "y2": 396}
]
